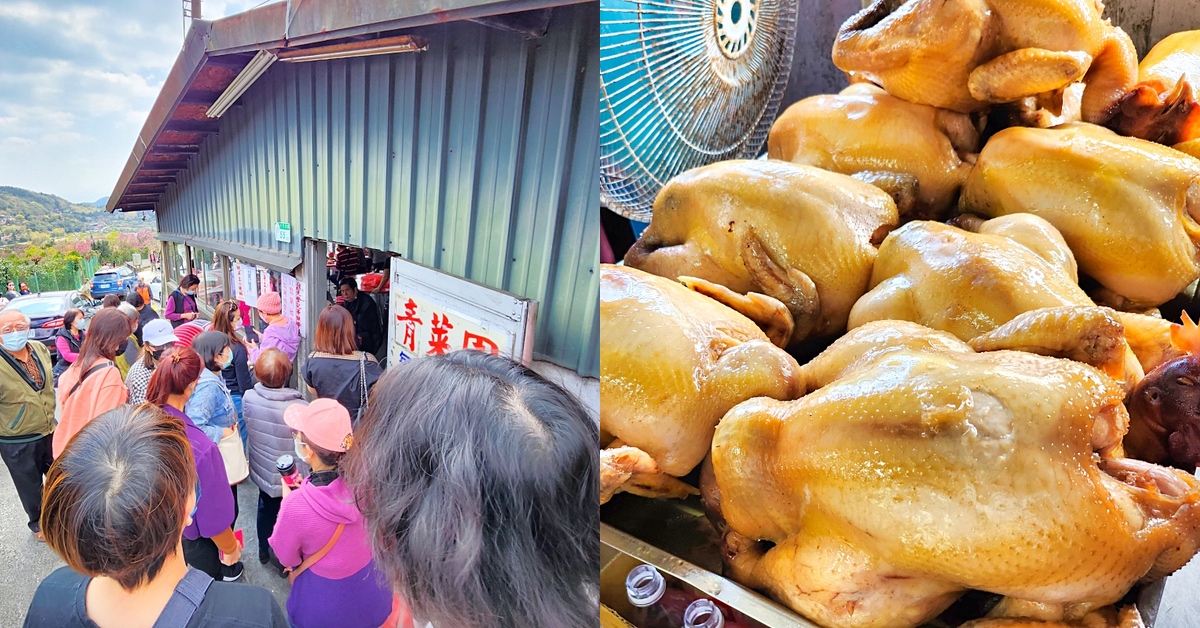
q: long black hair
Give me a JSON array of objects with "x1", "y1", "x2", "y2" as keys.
[{"x1": 343, "y1": 351, "x2": 599, "y2": 628}]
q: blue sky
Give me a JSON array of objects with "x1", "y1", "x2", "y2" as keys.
[{"x1": 0, "y1": 0, "x2": 265, "y2": 203}]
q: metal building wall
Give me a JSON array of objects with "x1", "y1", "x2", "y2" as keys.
[{"x1": 156, "y1": 3, "x2": 600, "y2": 377}]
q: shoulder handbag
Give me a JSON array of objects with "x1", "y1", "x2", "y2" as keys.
[
  {"x1": 151, "y1": 568, "x2": 213, "y2": 628},
  {"x1": 357, "y1": 351, "x2": 368, "y2": 423},
  {"x1": 68, "y1": 360, "x2": 115, "y2": 398},
  {"x1": 285, "y1": 523, "x2": 346, "y2": 584},
  {"x1": 218, "y1": 425, "x2": 250, "y2": 484}
]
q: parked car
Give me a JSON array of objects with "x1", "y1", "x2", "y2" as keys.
[
  {"x1": 90, "y1": 266, "x2": 137, "y2": 298},
  {"x1": 149, "y1": 275, "x2": 163, "y2": 302},
  {"x1": 0, "y1": 291, "x2": 96, "y2": 359}
]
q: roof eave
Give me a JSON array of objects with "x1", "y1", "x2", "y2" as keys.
[
  {"x1": 106, "y1": 20, "x2": 215, "y2": 213},
  {"x1": 107, "y1": 0, "x2": 592, "y2": 214}
]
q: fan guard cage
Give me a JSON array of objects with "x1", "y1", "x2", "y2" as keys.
[{"x1": 600, "y1": 0, "x2": 798, "y2": 221}]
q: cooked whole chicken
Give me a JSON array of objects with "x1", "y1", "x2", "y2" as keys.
[
  {"x1": 850, "y1": 214, "x2": 1200, "y2": 380},
  {"x1": 767, "y1": 83, "x2": 979, "y2": 220},
  {"x1": 706, "y1": 321, "x2": 1200, "y2": 628},
  {"x1": 849, "y1": 216, "x2": 1091, "y2": 342},
  {"x1": 1106, "y1": 30, "x2": 1200, "y2": 145},
  {"x1": 959, "y1": 122, "x2": 1200, "y2": 308},
  {"x1": 832, "y1": 0, "x2": 1138, "y2": 122},
  {"x1": 847, "y1": 216, "x2": 1142, "y2": 381},
  {"x1": 599, "y1": 264, "x2": 803, "y2": 504},
  {"x1": 624, "y1": 160, "x2": 898, "y2": 348}
]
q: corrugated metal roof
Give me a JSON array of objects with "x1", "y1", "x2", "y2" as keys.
[
  {"x1": 107, "y1": 0, "x2": 591, "y2": 214},
  {"x1": 155, "y1": 4, "x2": 599, "y2": 377}
]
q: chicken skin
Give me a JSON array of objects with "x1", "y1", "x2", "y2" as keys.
[
  {"x1": 832, "y1": 0, "x2": 1137, "y2": 122},
  {"x1": 599, "y1": 265, "x2": 803, "y2": 504},
  {"x1": 1106, "y1": 30, "x2": 1200, "y2": 145},
  {"x1": 625, "y1": 160, "x2": 898, "y2": 348},
  {"x1": 849, "y1": 216, "x2": 1090, "y2": 342},
  {"x1": 707, "y1": 321, "x2": 1200, "y2": 628},
  {"x1": 960, "y1": 122, "x2": 1200, "y2": 308},
  {"x1": 767, "y1": 83, "x2": 979, "y2": 220}
]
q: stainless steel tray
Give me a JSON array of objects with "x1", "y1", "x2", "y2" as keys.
[{"x1": 600, "y1": 493, "x2": 1165, "y2": 627}]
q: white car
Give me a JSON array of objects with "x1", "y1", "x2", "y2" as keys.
[{"x1": 149, "y1": 275, "x2": 163, "y2": 301}]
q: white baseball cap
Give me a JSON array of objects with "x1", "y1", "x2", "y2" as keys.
[{"x1": 142, "y1": 319, "x2": 180, "y2": 346}]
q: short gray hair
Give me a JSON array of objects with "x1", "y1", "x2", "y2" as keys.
[
  {"x1": 343, "y1": 351, "x2": 599, "y2": 628},
  {"x1": 117, "y1": 303, "x2": 138, "y2": 322},
  {"x1": 0, "y1": 308, "x2": 30, "y2": 326}
]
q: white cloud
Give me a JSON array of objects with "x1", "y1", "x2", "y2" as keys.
[{"x1": 0, "y1": 0, "x2": 274, "y2": 203}]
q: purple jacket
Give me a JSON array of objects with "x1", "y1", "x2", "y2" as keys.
[
  {"x1": 269, "y1": 476, "x2": 390, "y2": 627},
  {"x1": 164, "y1": 404, "x2": 236, "y2": 541},
  {"x1": 251, "y1": 319, "x2": 301, "y2": 363},
  {"x1": 165, "y1": 289, "x2": 198, "y2": 326}
]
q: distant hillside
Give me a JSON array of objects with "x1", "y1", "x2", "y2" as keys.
[
  {"x1": 92, "y1": 195, "x2": 110, "y2": 208},
  {"x1": 0, "y1": 186, "x2": 148, "y2": 246}
]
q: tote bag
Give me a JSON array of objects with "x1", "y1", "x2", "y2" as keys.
[{"x1": 218, "y1": 426, "x2": 250, "y2": 484}]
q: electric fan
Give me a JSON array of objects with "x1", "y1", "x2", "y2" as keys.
[{"x1": 600, "y1": 0, "x2": 798, "y2": 221}]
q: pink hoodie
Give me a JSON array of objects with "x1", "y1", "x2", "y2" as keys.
[
  {"x1": 269, "y1": 475, "x2": 392, "y2": 627},
  {"x1": 268, "y1": 476, "x2": 373, "y2": 578},
  {"x1": 251, "y1": 318, "x2": 300, "y2": 363}
]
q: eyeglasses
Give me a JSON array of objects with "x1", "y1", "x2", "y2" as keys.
[{"x1": 0, "y1": 323, "x2": 30, "y2": 335}]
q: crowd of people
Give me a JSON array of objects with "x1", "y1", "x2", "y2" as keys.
[{"x1": 0, "y1": 272, "x2": 600, "y2": 627}]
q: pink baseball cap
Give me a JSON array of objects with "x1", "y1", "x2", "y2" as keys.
[{"x1": 284, "y1": 399, "x2": 354, "y2": 452}]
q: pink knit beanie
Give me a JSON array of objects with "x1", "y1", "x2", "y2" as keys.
[
  {"x1": 256, "y1": 291, "x2": 282, "y2": 315},
  {"x1": 173, "y1": 321, "x2": 211, "y2": 348}
]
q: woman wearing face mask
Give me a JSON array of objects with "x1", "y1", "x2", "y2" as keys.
[
  {"x1": 269, "y1": 399, "x2": 391, "y2": 628},
  {"x1": 184, "y1": 331, "x2": 246, "y2": 582},
  {"x1": 251, "y1": 292, "x2": 300, "y2": 363},
  {"x1": 51, "y1": 308, "x2": 86, "y2": 387},
  {"x1": 146, "y1": 348, "x2": 246, "y2": 583},
  {"x1": 124, "y1": 319, "x2": 178, "y2": 405},
  {"x1": 212, "y1": 301, "x2": 256, "y2": 450},
  {"x1": 184, "y1": 332, "x2": 238, "y2": 444},
  {"x1": 166, "y1": 275, "x2": 201, "y2": 329}
]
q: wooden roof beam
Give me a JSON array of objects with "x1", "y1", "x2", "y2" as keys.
[
  {"x1": 151, "y1": 144, "x2": 201, "y2": 154},
  {"x1": 163, "y1": 120, "x2": 220, "y2": 134}
]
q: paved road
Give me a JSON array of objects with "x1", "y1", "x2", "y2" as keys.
[{"x1": 0, "y1": 394, "x2": 290, "y2": 625}]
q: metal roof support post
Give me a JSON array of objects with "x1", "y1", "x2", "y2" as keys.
[{"x1": 295, "y1": 238, "x2": 327, "y2": 398}]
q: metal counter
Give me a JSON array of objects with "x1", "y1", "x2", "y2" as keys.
[{"x1": 601, "y1": 493, "x2": 1166, "y2": 627}]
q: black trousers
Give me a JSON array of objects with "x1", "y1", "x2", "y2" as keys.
[
  {"x1": 0, "y1": 434, "x2": 54, "y2": 532},
  {"x1": 182, "y1": 536, "x2": 222, "y2": 579},
  {"x1": 257, "y1": 490, "x2": 282, "y2": 561}
]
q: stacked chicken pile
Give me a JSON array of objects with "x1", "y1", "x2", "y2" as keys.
[{"x1": 600, "y1": 1, "x2": 1200, "y2": 626}]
